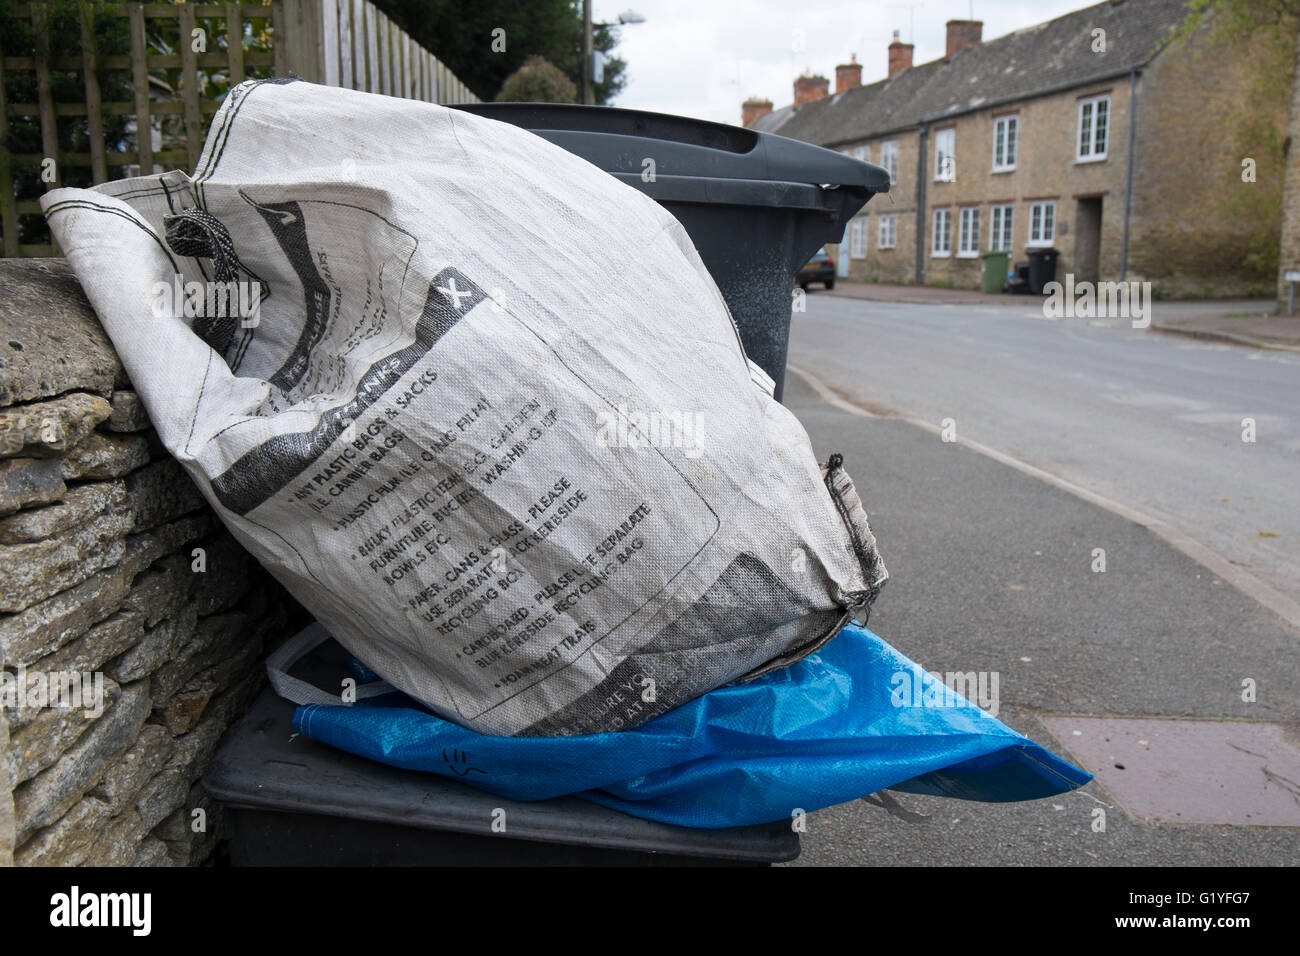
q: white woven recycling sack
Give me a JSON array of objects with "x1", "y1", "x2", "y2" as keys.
[{"x1": 42, "y1": 79, "x2": 887, "y2": 736}]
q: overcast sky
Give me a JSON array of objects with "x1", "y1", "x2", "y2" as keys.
[{"x1": 599, "y1": 0, "x2": 1106, "y2": 125}]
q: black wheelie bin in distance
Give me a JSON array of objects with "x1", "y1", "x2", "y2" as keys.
[
  {"x1": 1027, "y1": 247, "x2": 1060, "y2": 295},
  {"x1": 454, "y1": 103, "x2": 891, "y2": 402}
]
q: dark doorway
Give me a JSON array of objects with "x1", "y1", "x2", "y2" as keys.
[{"x1": 1075, "y1": 197, "x2": 1103, "y2": 283}]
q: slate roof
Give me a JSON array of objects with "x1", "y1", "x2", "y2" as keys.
[
  {"x1": 748, "y1": 103, "x2": 795, "y2": 133},
  {"x1": 755, "y1": 0, "x2": 1191, "y2": 147}
]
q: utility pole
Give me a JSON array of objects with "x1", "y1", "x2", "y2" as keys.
[
  {"x1": 583, "y1": 7, "x2": 644, "y2": 105},
  {"x1": 583, "y1": 0, "x2": 594, "y2": 104}
]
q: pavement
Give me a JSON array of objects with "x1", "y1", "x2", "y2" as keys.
[
  {"x1": 1148, "y1": 312, "x2": 1300, "y2": 352},
  {"x1": 777, "y1": 295, "x2": 1300, "y2": 866},
  {"x1": 826, "y1": 280, "x2": 1300, "y2": 352}
]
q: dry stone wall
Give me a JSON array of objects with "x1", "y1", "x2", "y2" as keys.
[{"x1": 0, "y1": 259, "x2": 300, "y2": 866}]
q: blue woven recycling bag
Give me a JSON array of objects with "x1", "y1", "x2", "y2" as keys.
[{"x1": 291, "y1": 624, "x2": 1090, "y2": 828}]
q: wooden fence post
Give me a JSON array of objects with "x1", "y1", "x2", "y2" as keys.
[
  {"x1": 279, "y1": 0, "x2": 325, "y2": 83},
  {"x1": 31, "y1": 5, "x2": 59, "y2": 190},
  {"x1": 178, "y1": 3, "x2": 203, "y2": 171},
  {"x1": 320, "y1": 0, "x2": 339, "y2": 87},
  {"x1": 79, "y1": 8, "x2": 107, "y2": 185},
  {"x1": 129, "y1": 4, "x2": 153, "y2": 175},
  {"x1": 226, "y1": 5, "x2": 246, "y2": 87},
  {"x1": 0, "y1": 31, "x2": 17, "y2": 256}
]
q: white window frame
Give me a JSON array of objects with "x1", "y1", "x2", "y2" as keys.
[
  {"x1": 1077, "y1": 94, "x2": 1110, "y2": 162},
  {"x1": 989, "y1": 204, "x2": 1014, "y2": 251},
  {"x1": 931, "y1": 208, "x2": 952, "y2": 257},
  {"x1": 1028, "y1": 200, "x2": 1056, "y2": 247},
  {"x1": 957, "y1": 207, "x2": 981, "y2": 258},
  {"x1": 850, "y1": 216, "x2": 867, "y2": 258},
  {"x1": 993, "y1": 115, "x2": 1017, "y2": 171},
  {"x1": 853, "y1": 144, "x2": 870, "y2": 163},
  {"x1": 934, "y1": 128, "x2": 955, "y2": 182},
  {"x1": 880, "y1": 139, "x2": 899, "y2": 185},
  {"x1": 878, "y1": 213, "x2": 897, "y2": 249}
]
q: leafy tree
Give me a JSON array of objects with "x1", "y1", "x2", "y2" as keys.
[
  {"x1": 1180, "y1": 0, "x2": 1298, "y2": 36},
  {"x1": 371, "y1": 0, "x2": 626, "y2": 103},
  {"x1": 496, "y1": 55, "x2": 576, "y2": 103},
  {"x1": 1178, "y1": 0, "x2": 1298, "y2": 284}
]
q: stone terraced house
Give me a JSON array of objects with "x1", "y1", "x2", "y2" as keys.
[{"x1": 744, "y1": 0, "x2": 1289, "y2": 297}]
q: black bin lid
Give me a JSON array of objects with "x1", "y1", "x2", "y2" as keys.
[
  {"x1": 454, "y1": 103, "x2": 890, "y2": 211},
  {"x1": 203, "y1": 653, "x2": 800, "y2": 864}
]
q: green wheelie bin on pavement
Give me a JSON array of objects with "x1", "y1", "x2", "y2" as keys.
[{"x1": 981, "y1": 249, "x2": 1010, "y2": 293}]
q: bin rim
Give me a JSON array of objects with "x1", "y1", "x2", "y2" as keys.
[{"x1": 454, "y1": 102, "x2": 891, "y2": 194}]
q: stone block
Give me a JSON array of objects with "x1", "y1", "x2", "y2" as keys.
[
  {"x1": 125, "y1": 459, "x2": 206, "y2": 531},
  {"x1": 0, "y1": 457, "x2": 65, "y2": 517},
  {"x1": 12, "y1": 680, "x2": 150, "y2": 843},
  {"x1": 105, "y1": 390, "x2": 151, "y2": 433},
  {"x1": 13, "y1": 796, "x2": 111, "y2": 867},
  {"x1": 0, "y1": 393, "x2": 111, "y2": 458},
  {"x1": 60, "y1": 433, "x2": 150, "y2": 480},
  {"x1": 9, "y1": 678, "x2": 121, "y2": 780},
  {"x1": 132, "y1": 836, "x2": 176, "y2": 866},
  {"x1": 0, "y1": 259, "x2": 123, "y2": 407},
  {"x1": 110, "y1": 605, "x2": 199, "y2": 684},
  {"x1": 40, "y1": 608, "x2": 146, "y2": 677},
  {"x1": 0, "y1": 479, "x2": 126, "y2": 544},
  {"x1": 89, "y1": 723, "x2": 174, "y2": 815},
  {"x1": 0, "y1": 551, "x2": 140, "y2": 667},
  {"x1": 0, "y1": 507, "x2": 132, "y2": 612},
  {"x1": 122, "y1": 552, "x2": 198, "y2": 627}
]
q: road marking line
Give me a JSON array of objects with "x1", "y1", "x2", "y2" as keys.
[{"x1": 786, "y1": 363, "x2": 1300, "y2": 634}]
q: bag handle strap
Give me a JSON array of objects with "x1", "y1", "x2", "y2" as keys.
[{"x1": 265, "y1": 622, "x2": 398, "y2": 706}]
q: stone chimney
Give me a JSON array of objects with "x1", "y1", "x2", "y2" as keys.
[
  {"x1": 945, "y1": 19, "x2": 983, "y2": 58},
  {"x1": 835, "y1": 55, "x2": 862, "y2": 94},
  {"x1": 742, "y1": 97, "x2": 773, "y2": 127},
  {"x1": 793, "y1": 74, "x2": 830, "y2": 107},
  {"x1": 888, "y1": 31, "x2": 914, "y2": 79}
]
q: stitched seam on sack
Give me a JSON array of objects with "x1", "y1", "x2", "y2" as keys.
[
  {"x1": 824, "y1": 458, "x2": 879, "y2": 598},
  {"x1": 194, "y1": 80, "x2": 249, "y2": 182},
  {"x1": 194, "y1": 77, "x2": 273, "y2": 193},
  {"x1": 43, "y1": 199, "x2": 182, "y2": 272},
  {"x1": 446, "y1": 110, "x2": 472, "y2": 161},
  {"x1": 184, "y1": 351, "x2": 214, "y2": 457}
]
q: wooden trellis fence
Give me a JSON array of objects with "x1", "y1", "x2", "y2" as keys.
[{"x1": 0, "y1": 0, "x2": 479, "y2": 256}]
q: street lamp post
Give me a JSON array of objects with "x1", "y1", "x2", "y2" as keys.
[{"x1": 583, "y1": 6, "x2": 645, "y2": 105}]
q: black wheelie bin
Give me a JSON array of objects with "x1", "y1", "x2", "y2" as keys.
[{"x1": 454, "y1": 103, "x2": 891, "y2": 402}]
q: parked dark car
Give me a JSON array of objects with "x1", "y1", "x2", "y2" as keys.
[{"x1": 798, "y1": 248, "x2": 836, "y2": 291}]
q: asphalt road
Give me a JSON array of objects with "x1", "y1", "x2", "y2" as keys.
[
  {"x1": 777, "y1": 294, "x2": 1300, "y2": 866},
  {"x1": 787, "y1": 294, "x2": 1300, "y2": 603}
]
